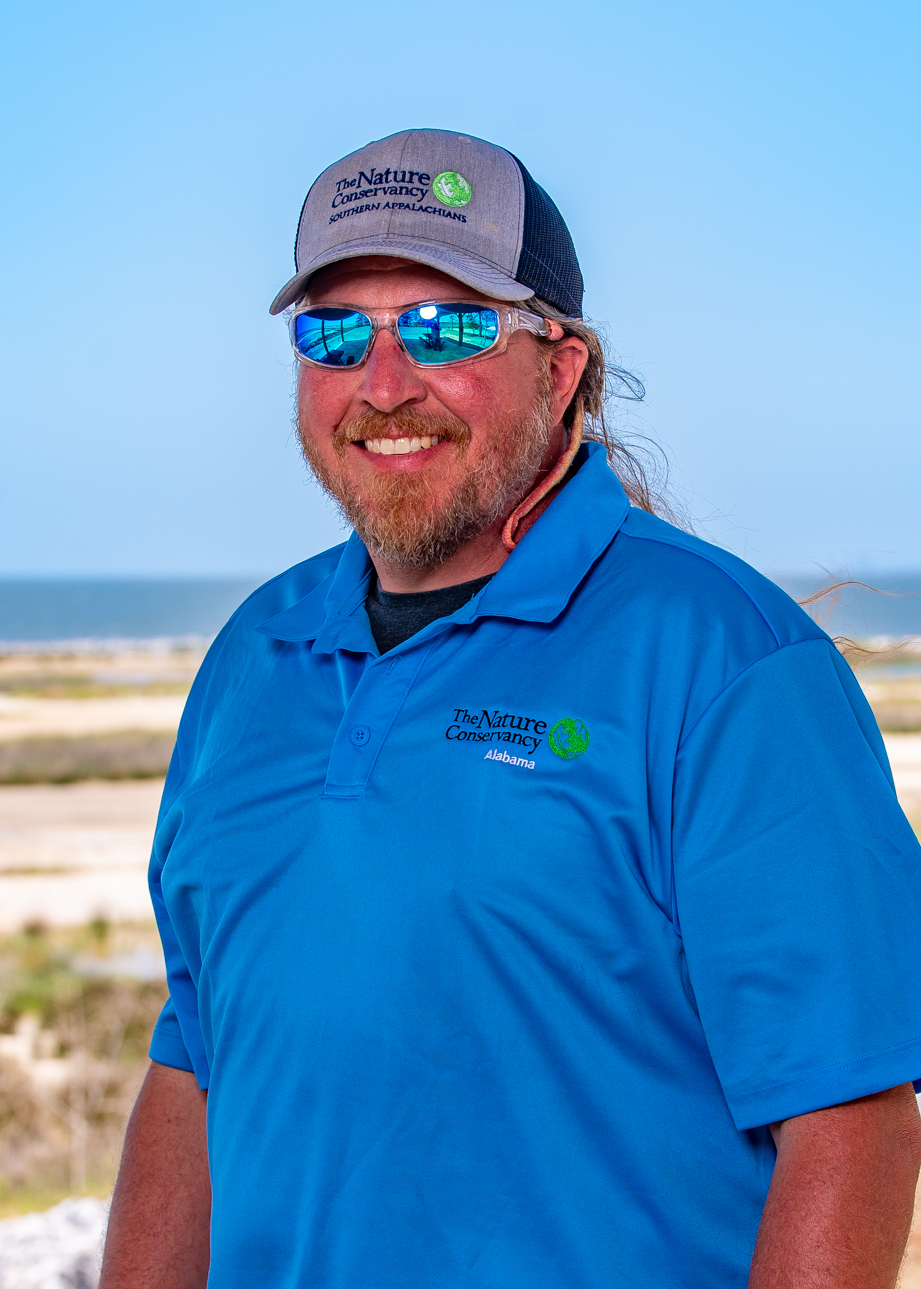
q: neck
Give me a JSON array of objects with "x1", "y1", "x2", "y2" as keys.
[{"x1": 372, "y1": 517, "x2": 509, "y2": 593}]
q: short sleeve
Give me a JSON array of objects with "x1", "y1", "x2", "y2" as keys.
[
  {"x1": 150, "y1": 997, "x2": 195, "y2": 1073},
  {"x1": 673, "y1": 637, "x2": 921, "y2": 1131},
  {"x1": 148, "y1": 754, "x2": 211, "y2": 1090}
]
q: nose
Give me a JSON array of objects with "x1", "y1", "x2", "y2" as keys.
[{"x1": 355, "y1": 326, "x2": 427, "y2": 414}]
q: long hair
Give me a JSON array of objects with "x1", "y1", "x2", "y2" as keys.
[{"x1": 524, "y1": 296, "x2": 682, "y2": 526}]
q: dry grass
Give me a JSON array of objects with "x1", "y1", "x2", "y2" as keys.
[
  {"x1": 0, "y1": 650, "x2": 202, "y2": 690},
  {"x1": 0, "y1": 732, "x2": 175, "y2": 784},
  {"x1": 0, "y1": 922, "x2": 167, "y2": 1209},
  {"x1": 875, "y1": 710, "x2": 921, "y2": 734}
]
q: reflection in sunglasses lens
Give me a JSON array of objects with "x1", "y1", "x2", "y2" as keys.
[
  {"x1": 294, "y1": 309, "x2": 372, "y2": 367},
  {"x1": 398, "y1": 306, "x2": 500, "y2": 365},
  {"x1": 294, "y1": 305, "x2": 501, "y2": 367}
]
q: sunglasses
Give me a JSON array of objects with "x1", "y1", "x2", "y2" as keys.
[{"x1": 289, "y1": 301, "x2": 560, "y2": 370}]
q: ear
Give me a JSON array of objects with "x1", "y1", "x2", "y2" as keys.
[{"x1": 546, "y1": 334, "x2": 589, "y2": 427}]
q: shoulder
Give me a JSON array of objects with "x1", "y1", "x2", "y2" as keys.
[
  {"x1": 568, "y1": 507, "x2": 834, "y2": 728},
  {"x1": 173, "y1": 544, "x2": 346, "y2": 753},
  {"x1": 612, "y1": 507, "x2": 826, "y2": 652}
]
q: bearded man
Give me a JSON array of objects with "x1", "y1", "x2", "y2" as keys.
[{"x1": 101, "y1": 130, "x2": 921, "y2": 1289}]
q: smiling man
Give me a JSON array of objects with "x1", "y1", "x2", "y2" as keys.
[
  {"x1": 102, "y1": 130, "x2": 921, "y2": 1289},
  {"x1": 294, "y1": 255, "x2": 578, "y2": 584}
]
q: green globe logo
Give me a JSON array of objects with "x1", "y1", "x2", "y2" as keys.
[
  {"x1": 548, "y1": 718, "x2": 591, "y2": 760},
  {"x1": 433, "y1": 171, "x2": 472, "y2": 208}
]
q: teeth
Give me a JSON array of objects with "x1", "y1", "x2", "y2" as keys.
[{"x1": 362, "y1": 435, "x2": 441, "y2": 456}]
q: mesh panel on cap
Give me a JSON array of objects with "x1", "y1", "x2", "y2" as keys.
[{"x1": 510, "y1": 156, "x2": 584, "y2": 318}]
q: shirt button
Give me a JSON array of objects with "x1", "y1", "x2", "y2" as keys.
[{"x1": 350, "y1": 725, "x2": 371, "y2": 747}]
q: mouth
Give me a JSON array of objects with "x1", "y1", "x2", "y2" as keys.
[{"x1": 361, "y1": 435, "x2": 441, "y2": 457}]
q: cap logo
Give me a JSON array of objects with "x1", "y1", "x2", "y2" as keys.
[{"x1": 433, "y1": 171, "x2": 472, "y2": 208}]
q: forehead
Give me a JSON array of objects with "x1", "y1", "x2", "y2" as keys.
[{"x1": 305, "y1": 256, "x2": 493, "y2": 309}]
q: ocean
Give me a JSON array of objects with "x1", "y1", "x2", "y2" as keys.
[
  {"x1": 0, "y1": 578, "x2": 264, "y2": 647},
  {"x1": 0, "y1": 573, "x2": 919, "y2": 648},
  {"x1": 777, "y1": 574, "x2": 921, "y2": 642}
]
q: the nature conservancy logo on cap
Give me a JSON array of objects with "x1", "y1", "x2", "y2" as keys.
[
  {"x1": 433, "y1": 171, "x2": 472, "y2": 208},
  {"x1": 548, "y1": 718, "x2": 591, "y2": 760},
  {"x1": 327, "y1": 164, "x2": 470, "y2": 227}
]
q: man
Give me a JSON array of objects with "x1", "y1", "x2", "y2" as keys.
[{"x1": 101, "y1": 130, "x2": 921, "y2": 1289}]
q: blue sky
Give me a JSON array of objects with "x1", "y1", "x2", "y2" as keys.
[{"x1": 1, "y1": 0, "x2": 918, "y2": 578}]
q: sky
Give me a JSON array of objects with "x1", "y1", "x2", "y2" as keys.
[{"x1": 1, "y1": 0, "x2": 918, "y2": 580}]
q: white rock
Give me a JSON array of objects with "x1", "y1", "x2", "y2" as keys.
[{"x1": 0, "y1": 1197, "x2": 108, "y2": 1289}]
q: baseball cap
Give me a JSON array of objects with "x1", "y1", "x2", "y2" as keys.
[{"x1": 269, "y1": 128, "x2": 584, "y2": 319}]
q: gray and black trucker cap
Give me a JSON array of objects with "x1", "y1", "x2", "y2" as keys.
[{"x1": 269, "y1": 128, "x2": 584, "y2": 318}]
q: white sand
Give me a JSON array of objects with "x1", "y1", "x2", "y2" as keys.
[
  {"x1": 884, "y1": 733, "x2": 921, "y2": 816},
  {"x1": 0, "y1": 779, "x2": 164, "y2": 930},
  {"x1": 0, "y1": 694, "x2": 186, "y2": 743}
]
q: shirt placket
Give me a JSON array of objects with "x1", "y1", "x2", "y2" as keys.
[{"x1": 323, "y1": 642, "x2": 435, "y2": 799}]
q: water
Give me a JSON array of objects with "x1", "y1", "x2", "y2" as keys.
[
  {"x1": 778, "y1": 574, "x2": 921, "y2": 641},
  {"x1": 0, "y1": 572, "x2": 919, "y2": 649},
  {"x1": 0, "y1": 578, "x2": 264, "y2": 647}
]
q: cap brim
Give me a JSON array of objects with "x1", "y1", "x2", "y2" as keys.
[{"x1": 268, "y1": 238, "x2": 534, "y2": 315}]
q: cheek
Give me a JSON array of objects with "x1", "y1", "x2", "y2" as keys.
[
  {"x1": 430, "y1": 362, "x2": 535, "y2": 426},
  {"x1": 296, "y1": 369, "x2": 353, "y2": 431}
]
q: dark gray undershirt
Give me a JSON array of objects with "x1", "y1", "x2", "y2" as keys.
[{"x1": 366, "y1": 573, "x2": 494, "y2": 654}]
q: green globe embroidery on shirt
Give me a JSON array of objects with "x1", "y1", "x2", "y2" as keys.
[
  {"x1": 433, "y1": 171, "x2": 472, "y2": 207},
  {"x1": 548, "y1": 718, "x2": 591, "y2": 760}
]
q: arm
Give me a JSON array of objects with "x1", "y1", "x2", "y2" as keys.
[
  {"x1": 100, "y1": 1061, "x2": 211, "y2": 1289},
  {"x1": 749, "y1": 1083, "x2": 921, "y2": 1289}
]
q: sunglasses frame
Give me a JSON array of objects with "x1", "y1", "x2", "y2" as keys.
[{"x1": 288, "y1": 300, "x2": 562, "y2": 371}]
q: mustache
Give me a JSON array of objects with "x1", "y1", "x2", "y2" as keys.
[{"x1": 332, "y1": 407, "x2": 471, "y2": 452}]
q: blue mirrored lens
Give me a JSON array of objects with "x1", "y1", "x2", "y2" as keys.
[
  {"x1": 397, "y1": 305, "x2": 499, "y2": 364},
  {"x1": 294, "y1": 309, "x2": 371, "y2": 366}
]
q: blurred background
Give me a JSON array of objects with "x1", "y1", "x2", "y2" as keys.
[{"x1": 0, "y1": 0, "x2": 918, "y2": 1282}]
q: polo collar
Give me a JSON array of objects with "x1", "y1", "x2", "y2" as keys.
[{"x1": 257, "y1": 441, "x2": 630, "y2": 654}]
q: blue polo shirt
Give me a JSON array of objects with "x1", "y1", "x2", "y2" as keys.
[{"x1": 150, "y1": 442, "x2": 921, "y2": 1289}]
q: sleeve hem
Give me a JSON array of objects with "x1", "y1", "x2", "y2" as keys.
[
  {"x1": 149, "y1": 1032, "x2": 196, "y2": 1076},
  {"x1": 726, "y1": 1035, "x2": 921, "y2": 1131}
]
